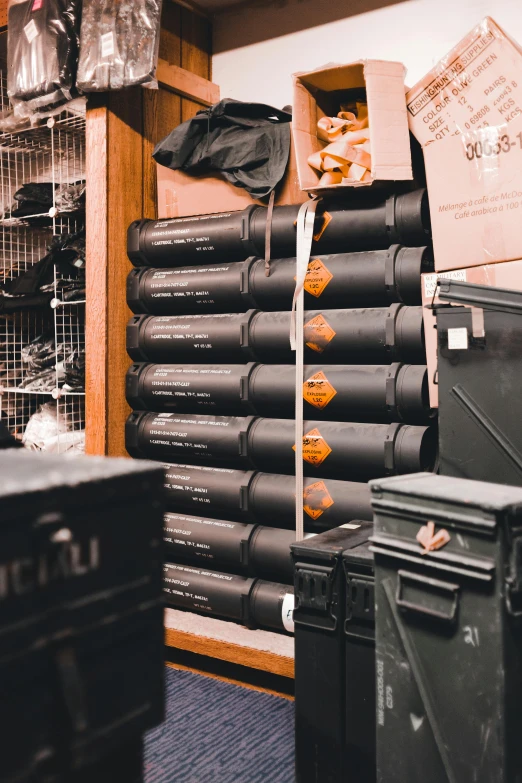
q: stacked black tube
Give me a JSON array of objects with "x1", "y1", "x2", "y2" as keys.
[{"x1": 125, "y1": 190, "x2": 436, "y2": 635}]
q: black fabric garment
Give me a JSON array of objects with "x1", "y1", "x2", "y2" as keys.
[
  {"x1": 4, "y1": 231, "x2": 85, "y2": 296},
  {"x1": 7, "y1": 0, "x2": 81, "y2": 112},
  {"x1": 11, "y1": 182, "x2": 54, "y2": 218},
  {"x1": 0, "y1": 291, "x2": 52, "y2": 313},
  {"x1": 14, "y1": 182, "x2": 54, "y2": 207},
  {"x1": 77, "y1": 0, "x2": 162, "y2": 91},
  {"x1": 0, "y1": 421, "x2": 23, "y2": 449},
  {"x1": 153, "y1": 99, "x2": 292, "y2": 199},
  {"x1": 55, "y1": 181, "x2": 85, "y2": 212},
  {"x1": 63, "y1": 348, "x2": 85, "y2": 390}
]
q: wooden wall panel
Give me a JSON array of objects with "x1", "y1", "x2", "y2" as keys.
[
  {"x1": 86, "y1": 4, "x2": 212, "y2": 457},
  {"x1": 85, "y1": 101, "x2": 108, "y2": 456},
  {"x1": 181, "y1": 8, "x2": 212, "y2": 121}
]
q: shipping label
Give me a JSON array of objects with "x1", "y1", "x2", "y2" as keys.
[
  {"x1": 293, "y1": 427, "x2": 332, "y2": 467},
  {"x1": 303, "y1": 370, "x2": 338, "y2": 410},
  {"x1": 406, "y1": 20, "x2": 522, "y2": 146},
  {"x1": 303, "y1": 258, "x2": 333, "y2": 298},
  {"x1": 303, "y1": 479, "x2": 335, "y2": 520},
  {"x1": 304, "y1": 313, "x2": 336, "y2": 353}
]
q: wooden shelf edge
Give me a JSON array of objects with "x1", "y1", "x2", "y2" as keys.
[
  {"x1": 165, "y1": 626, "x2": 295, "y2": 679},
  {"x1": 157, "y1": 59, "x2": 219, "y2": 106}
]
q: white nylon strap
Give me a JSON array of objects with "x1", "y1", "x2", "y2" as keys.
[{"x1": 291, "y1": 198, "x2": 319, "y2": 542}]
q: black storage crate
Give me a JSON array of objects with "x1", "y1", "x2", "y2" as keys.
[
  {"x1": 370, "y1": 471, "x2": 522, "y2": 783},
  {"x1": 436, "y1": 279, "x2": 522, "y2": 485},
  {"x1": 291, "y1": 523, "x2": 375, "y2": 783},
  {"x1": 0, "y1": 451, "x2": 165, "y2": 782}
]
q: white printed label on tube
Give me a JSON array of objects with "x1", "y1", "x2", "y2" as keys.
[{"x1": 282, "y1": 592, "x2": 295, "y2": 634}]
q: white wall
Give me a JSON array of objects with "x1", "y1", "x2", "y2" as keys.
[{"x1": 212, "y1": 0, "x2": 522, "y2": 109}]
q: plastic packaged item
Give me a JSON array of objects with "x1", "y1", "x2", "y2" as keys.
[
  {"x1": 7, "y1": 0, "x2": 81, "y2": 117},
  {"x1": 22, "y1": 400, "x2": 84, "y2": 453},
  {"x1": 77, "y1": 0, "x2": 163, "y2": 92},
  {"x1": 19, "y1": 334, "x2": 85, "y2": 392}
]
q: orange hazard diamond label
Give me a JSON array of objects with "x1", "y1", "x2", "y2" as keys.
[
  {"x1": 304, "y1": 313, "x2": 337, "y2": 353},
  {"x1": 293, "y1": 427, "x2": 332, "y2": 467},
  {"x1": 303, "y1": 479, "x2": 335, "y2": 520},
  {"x1": 313, "y1": 211, "x2": 332, "y2": 243},
  {"x1": 303, "y1": 370, "x2": 338, "y2": 410},
  {"x1": 304, "y1": 259, "x2": 333, "y2": 298}
]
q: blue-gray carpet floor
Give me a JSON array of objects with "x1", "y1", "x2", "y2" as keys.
[{"x1": 144, "y1": 667, "x2": 295, "y2": 783}]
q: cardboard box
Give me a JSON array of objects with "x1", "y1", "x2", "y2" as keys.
[
  {"x1": 157, "y1": 130, "x2": 305, "y2": 219},
  {"x1": 406, "y1": 17, "x2": 522, "y2": 148},
  {"x1": 425, "y1": 113, "x2": 522, "y2": 271},
  {"x1": 421, "y1": 260, "x2": 522, "y2": 406},
  {"x1": 292, "y1": 61, "x2": 413, "y2": 193}
]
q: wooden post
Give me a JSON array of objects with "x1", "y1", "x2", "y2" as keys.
[{"x1": 86, "y1": 5, "x2": 212, "y2": 456}]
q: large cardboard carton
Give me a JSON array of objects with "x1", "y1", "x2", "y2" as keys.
[
  {"x1": 292, "y1": 61, "x2": 413, "y2": 193},
  {"x1": 425, "y1": 113, "x2": 522, "y2": 271},
  {"x1": 406, "y1": 17, "x2": 522, "y2": 148},
  {"x1": 157, "y1": 131, "x2": 305, "y2": 219},
  {"x1": 421, "y1": 260, "x2": 522, "y2": 406}
]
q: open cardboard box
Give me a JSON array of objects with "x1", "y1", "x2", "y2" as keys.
[
  {"x1": 157, "y1": 126, "x2": 306, "y2": 219},
  {"x1": 292, "y1": 60, "x2": 413, "y2": 193}
]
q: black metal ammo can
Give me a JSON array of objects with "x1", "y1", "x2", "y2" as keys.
[
  {"x1": 370, "y1": 472, "x2": 522, "y2": 783},
  {"x1": 291, "y1": 524, "x2": 375, "y2": 783}
]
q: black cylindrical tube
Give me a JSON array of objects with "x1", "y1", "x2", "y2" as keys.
[
  {"x1": 163, "y1": 562, "x2": 294, "y2": 634},
  {"x1": 126, "y1": 261, "x2": 251, "y2": 315},
  {"x1": 126, "y1": 363, "x2": 257, "y2": 415},
  {"x1": 126, "y1": 362, "x2": 432, "y2": 424},
  {"x1": 247, "y1": 419, "x2": 437, "y2": 479},
  {"x1": 248, "y1": 190, "x2": 431, "y2": 259},
  {"x1": 126, "y1": 246, "x2": 433, "y2": 315},
  {"x1": 126, "y1": 311, "x2": 256, "y2": 364},
  {"x1": 125, "y1": 410, "x2": 255, "y2": 467},
  {"x1": 162, "y1": 463, "x2": 372, "y2": 530},
  {"x1": 127, "y1": 305, "x2": 425, "y2": 365},
  {"x1": 249, "y1": 246, "x2": 432, "y2": 310},
  {"x1": 127, "y1": 412, "x2": 436, "y2": 479},
  {"x1": 127, "y1": 190, "x2": 430, "y2": 266},
  {"x1": 251, "y1": 363, "x2": 431, "y2": 424},
  {"x1": 162, "y1": 511, "x2": 296, "y2": 583}
]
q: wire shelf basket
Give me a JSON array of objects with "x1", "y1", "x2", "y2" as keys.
[{"x1": 0, "y1": 74, "x2": 86, "y2": 454}]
